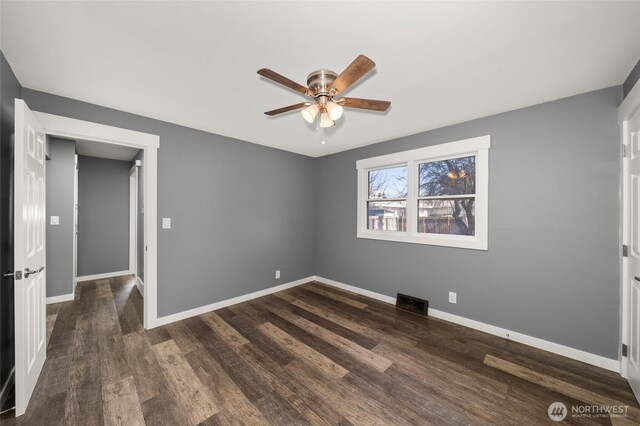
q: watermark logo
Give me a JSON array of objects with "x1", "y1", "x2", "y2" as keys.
[
  {"x1": 548, "y1": 402, "x2": 629, "y2": 421},
  {"x1": 548, "y1": 402, "x2": 567, "y2": 421}
]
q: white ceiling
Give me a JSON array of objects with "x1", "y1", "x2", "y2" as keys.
[
  {"x1": 2, "y1": 2, "x2": 639, "y2": 157},
  {"x1": 75, "y1": 139, "x2": 139, "y2": 162}
]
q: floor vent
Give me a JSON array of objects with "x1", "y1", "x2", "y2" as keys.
[{"x1": 396, "y1": 293, "x2": 429, "y2": 316}]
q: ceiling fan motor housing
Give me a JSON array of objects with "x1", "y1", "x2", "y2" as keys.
[{"x1": 307, "y1": 70, "x2": 337, "y2": 101}]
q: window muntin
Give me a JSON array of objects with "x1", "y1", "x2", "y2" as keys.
[{"x1": 356, "y1": 135, "x2": 489, "y2": 250}]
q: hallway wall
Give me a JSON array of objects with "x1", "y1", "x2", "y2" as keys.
[
  {"x1": 45, "y1": 138, "x2": 76, "y2": 298},
  {"x1": 77, "y1": 155, "x2": 130, "y2": 276},
  {"x1": 22, "y1": 89, "x2": 317, "y2": 318}
]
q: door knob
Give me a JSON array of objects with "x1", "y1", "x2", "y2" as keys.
[
  {"x1": 24, "y1": 266, "x2": 44, "y2": 278},
  {"x1": 3, "y1": 270, "x2": 22, "y2": 279}
]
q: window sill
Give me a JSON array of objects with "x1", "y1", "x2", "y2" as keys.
[{"x1": 356, "y1": 230, "x2": 488, "y2": 250}]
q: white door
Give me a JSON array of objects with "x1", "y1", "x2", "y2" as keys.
[
  {"x1": 627, "y1": 109, "x2": 640, "y2": 401},
  {"x1": 14, "y1": 99, "x2": 47, "y2": 416}
]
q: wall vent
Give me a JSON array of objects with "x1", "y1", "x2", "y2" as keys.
[{"x1": 396, "y1": 293, "x2": 429, "y2": 316}]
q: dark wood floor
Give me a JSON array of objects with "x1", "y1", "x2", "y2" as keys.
[{"x1": 2, "y1": 276, "x2": 639, "y2": 425}]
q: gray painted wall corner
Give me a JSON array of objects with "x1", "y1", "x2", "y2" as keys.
[
  {"x1": 623, "y1": 57, "x2": 640, "y2": 99},
  {"x1": 21, "y1": 88, "x2": 317, "y2": 317},
  {"x1": 17, "y1": 75, "x2": 625, "y2": 359},
  {"x1": 316, "y1": 86, "x2": 623, "y2": 360}
]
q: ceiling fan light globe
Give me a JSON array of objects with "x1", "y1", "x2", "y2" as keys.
[
  {"x1": 320, "y1": 112, "x2": 335, "y2": 128},
  {"x1": 301, "y1": 104, "x2": 319, "y2": 123},
  {"x1": 327, "y1": 101, "x2": 343, "y2": 120}
]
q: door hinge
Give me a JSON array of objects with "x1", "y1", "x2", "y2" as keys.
[
  {"x1": 623, "y1": 145, "x2": 628, "y2": 158},
  {"x1": 623, "y1": 245, "x2": 629, "y2": 257},
  {"x1": 622, "y1": 344, "x2": 628, "y2": 357}
]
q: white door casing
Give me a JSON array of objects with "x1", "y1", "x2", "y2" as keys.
[
  {"x1": 129, "y1": 165, "x2": 138, "y2": 277},
  {"x1": 14, "y1": 99, "x2": 47, "y2": 416},
  {"x1": 32, "y1": 110, "x2": 159, "y2": 329},
  {"x1": 73, "y1": 155, "x2": 78, "y2": 290}
]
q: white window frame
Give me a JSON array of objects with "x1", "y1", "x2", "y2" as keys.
[{"x1": 356, "y1": 135, "x2": 490, "y2": 250}]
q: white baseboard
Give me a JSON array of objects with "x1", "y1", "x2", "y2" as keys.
[
  {"x1": 155, "y1": 276, "x2": 315, "y2": 327},
  {"x1": 46, "y1": 292, "x2": 74, "y2": 304},
  {"x1": 136, "y1": 276, "x2": 144, "y2": 297},
  {"x1": 312, "y1": 275, "x2": 620, "y2": 373},
  {"x1": 0, "y1": 367, "x2": 14, "y2": 410},
  {"x1": 149, "y1": 272, "x2": 619, "y2": 373},
  {"x1": 76, "y1": 270, "x2": 131, "y2": 283},
  {"x1": 313, "y1": 275, "x2": 397, "y2": 304}
]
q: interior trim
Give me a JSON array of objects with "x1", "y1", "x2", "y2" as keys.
[
  {"x1": 155, "y1": 276, "x2": 315, "y2": 327},
  {"x1": 313, "y1": 275, "x2": 620, "y2": 373},
  {"x1": 136, "y1": 277, "x2": 144, "y2": 298},
  {"x1": 45, "y1": 293, "x2": 74, "y2": 305},
  {"x1": 76, "y1": 270, "x2": 132, "y2": 283}
]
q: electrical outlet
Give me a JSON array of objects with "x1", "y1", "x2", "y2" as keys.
[
  {"x1": 448, "y1": 291, "x2": 457, "y2": 304},
  {"x1": 275, "y1": 270, "x2": 281, "y2": 279}
]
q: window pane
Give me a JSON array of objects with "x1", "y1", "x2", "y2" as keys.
[
  {"x1": 419, "y1": 156, "x2": 475, "y2": 197},
  {"x1": 368, "y1": 166, "x2": 407, "y2": 199},
  {"x1": 367, "y1": 201, "x2": 406, "y2": 231},
  {"x1": 418, "y1": 198, "x2": 475, "y2": 236}
]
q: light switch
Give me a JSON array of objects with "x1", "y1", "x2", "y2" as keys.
[
  {"x1": 50, "y1": 216, "x2": 60, "y2": 226},
  {"x1": 162, "y1": 218, "x2": 171, "y2": 229}
]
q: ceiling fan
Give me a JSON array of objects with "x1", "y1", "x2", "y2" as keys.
[{"x1": 257, "y1": 54, "x2": 391, "y2": 128}]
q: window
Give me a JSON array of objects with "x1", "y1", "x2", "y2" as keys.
[
  {"x1": 367, "y1": 165, "x2": 407, "y2": 231},
  {"x1": 356, "y1": 135, "x2": 490, "y2": 250}
]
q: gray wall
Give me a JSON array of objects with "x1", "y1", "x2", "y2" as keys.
[
  {"x1": 132, "y1": 150, "x2": 144, "y2": 282},
  {"x1": 623, "y1": 57, "x2": 640, "y2": 99},
  {"x1": 17, "y1": 76, "x2": 623, "y2": 359},
  {"x1": 45, "y1": 138, "x2": 76, "y2": 297},
  {"x1": 316, "y1": 86, "x2": 622, "y2": 360},
  {"x1": 0, "y1": 49, "x2": 21, "y2": 410},
  {"x1": 23, "y1": 88, "x2": 317, "y2": 317},
  {"x1": 77, "y1": 155, "x2": 130, "y2": 276}
]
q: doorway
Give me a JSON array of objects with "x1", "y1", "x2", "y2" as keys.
[
  {"x1": 129, "y1": 159, "x2": 144, "y2": 296},
  {"x1": 10, "y1": 101, "x2": 159, "y2": 416},
  {"x1": 33, "y1": 109, "x2": 159, "y2": 329}
]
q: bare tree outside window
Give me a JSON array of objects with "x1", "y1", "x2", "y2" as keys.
[
  {"x1": 418, "y1": 156, "x2": 476, "y2": 236},
  {"x1": 367, "y1": 166, "x2": 407, "y2": 231}
]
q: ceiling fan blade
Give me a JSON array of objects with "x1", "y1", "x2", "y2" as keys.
[
  {"x1": 339, "y1": 97, "x2": 390, "y2": 112},
  {"x1": 258, "y1": 68, "x2": 309, "y2": 96},
  {"x1": 330, "y1": 55, "x2": 376, "y2": 95},
  {"x1": 264, "y1": 102, "x2": 309, "y2": 116}
]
